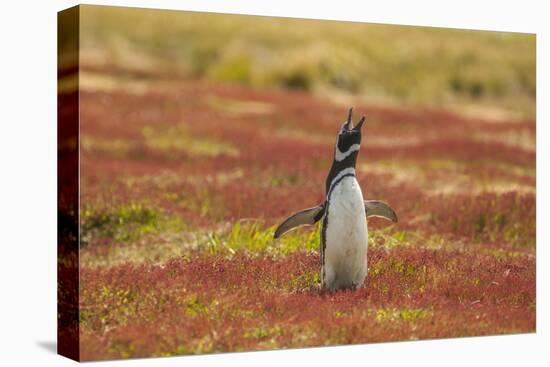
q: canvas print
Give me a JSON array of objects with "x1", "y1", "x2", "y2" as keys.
[{"x1": 58, "y1": 5, "x2": 536, "y2": 362}]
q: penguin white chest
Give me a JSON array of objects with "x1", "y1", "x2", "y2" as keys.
[{"x1": 323, "y1": 176, "x2": 369, "y2": 290}]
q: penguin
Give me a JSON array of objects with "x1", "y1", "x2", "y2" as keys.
[{"x1": 273, "y1": 108, "x2": 398, "y2": 291}]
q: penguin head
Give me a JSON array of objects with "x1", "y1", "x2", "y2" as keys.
[{"x1": 336, "y1": 108, "x2": 365, "y2": 153}]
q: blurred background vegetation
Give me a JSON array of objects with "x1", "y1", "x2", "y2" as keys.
[{"x1": 78, "y1": 5, "x2": 536, "y2": 119}]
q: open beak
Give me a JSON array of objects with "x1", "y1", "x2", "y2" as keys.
[
  {"x1": 353, "y1": 115, "x2": 365, "y2": 131},
  {"x1": 343, "y1": 107, "x2": 353, "y2": 130},
  {"x1": 343, "y1": 107, "x2": 366, "y2": 131}
]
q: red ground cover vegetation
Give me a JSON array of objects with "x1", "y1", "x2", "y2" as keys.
[
  {"x1": 77, "y1": 71, "x2": 535, "y2": 360},
  {"x1": 79, "y1": 249, "x2": 534, "y2": 360}
]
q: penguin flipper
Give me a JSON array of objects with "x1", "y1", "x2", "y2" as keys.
[
  {"x1": 273, "y1": 205, "x2": 325, "y2": 239},
  {"x1": 364, "y1": 200, "x2": 398, "y2": 223}
]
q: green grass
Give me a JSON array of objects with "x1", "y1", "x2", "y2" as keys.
[
  {"x1": 80, "y1": 214, "x2": 534, "y2": 270},
  {"x1": 81, "y1": 125, "x2": 239, "y2": 160},
  {"x1": 80, "y1": 217, "x2": 322, "y2": 267},
  {"x1": 142, "y1": 124, "x2": 239, "y2": 157},
  {"x1": 79, "y1": 5, "x2": 535, "y2": 117},
  {"x1": 374, "y1": 307, "x2": 434, "y2": 323},
  {"x1": 205, "y1": 221, "x2": 321, "y2": 256},
  {"x1": 81, "y1": 202, "x2": 182, "y2": 243},
  {"x1": 244, "y1": 325, "x2": 283, "y2": 340},
  {"x1": 80, "y1": 206, "x2": 534, "y2": 268},
  {"x1": 181, "y1": 295, "x2": 219, "y2": 318}
]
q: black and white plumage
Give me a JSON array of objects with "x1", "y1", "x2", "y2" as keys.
[{"x1": 274, "y1": 108, "x2": 397, "y2": 291}]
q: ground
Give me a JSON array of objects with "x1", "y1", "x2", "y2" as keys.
[{"x1": 75, "y1": 67, "x2": 535, "y2": 361}]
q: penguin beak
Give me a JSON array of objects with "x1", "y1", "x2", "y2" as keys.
[
  {"x1": 353, "y1": 116, "x2": 366, "y2": 131},
  {"x1": 343, "y1": 107, "x2": 353, "y2": 130}
]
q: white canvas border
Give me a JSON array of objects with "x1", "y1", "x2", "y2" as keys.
[{"x1": 0, "y1": 1, "x2": 546, "y2": 366}]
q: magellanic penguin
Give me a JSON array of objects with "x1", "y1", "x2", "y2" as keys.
[{"x1": 274, "y1": 108, "x2": 398, "y2": 291}]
